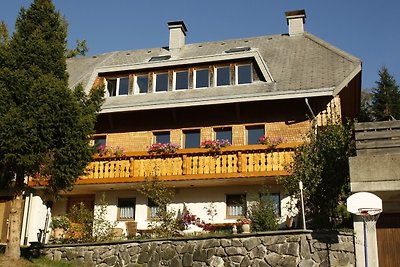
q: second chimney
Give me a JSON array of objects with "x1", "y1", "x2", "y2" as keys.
[
  {"x1": 168, "y1": 21, "x2": 187, "y2": 51},
  {"x1": 285, "y1": 10, "x2": 306, "y2": 36}
]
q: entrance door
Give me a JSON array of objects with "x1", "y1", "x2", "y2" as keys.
[
  {"x1": 0, "y1": 200, "x2": 11, "y2": 243},
  {"x1": 376, "y1": 213, "x2": 400, "y2": 267}
]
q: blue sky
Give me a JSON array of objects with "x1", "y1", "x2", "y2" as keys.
[{"x1": 1, "y1": 0, "x2": 399, "y2": 89}]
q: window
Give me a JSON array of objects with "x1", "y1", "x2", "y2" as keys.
[
  {"x1": 135, "y1": 74, "x2": 148, "y2": 94},
  {"x1": 226, "y1": 194, "x2": 246, "y2": 217},
  {"x1": 183, "y1": 130, "x2": 200, "y2": 148},
  {"x1": 194, "y1": 68, "x2": 209, "y2": 88},
  {"x1": 117, "y1": 198, "x2": 136, "y2": 220},
  {"x1": 148, "y1": 198, "x2": 160, "y2": 219},
  {"x1": 246, "y1": 125, "x2": 265, "y2": 145},
  {"x1": 260, "y1": 193, "x2": 281, "y2": 216},
  {"x1": 106, "y1": 77, "x2": 129, "y2": 97},
  {"x1": 155, "y1": 73, "x2": 168, "y2": 92},
  {"x1": 215, "y1": 128, "x2": 232, "y2": 144},
  {"x1": 216, "y1": 66, "x2": 231, "y2": 86},
  {"x1": 92, "y1": 136, "x2": 106, "y2": 148},
  {"x1": 175, "y1": 70, "x2": 189, "y2": 90},
  {"x1": 237, "y1": 64, "x2": 252, "y2": 84},
  {"x1": 154, "y1": 131, "x2": 170, "y2": 144}
]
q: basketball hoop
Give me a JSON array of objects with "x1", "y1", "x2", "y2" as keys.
[
  {"x1": 358, "y1": 208, "x2": 382, "y2": 231},
  {"x1": 347, "y1": 192, "x2": 383, "y2": 267}
]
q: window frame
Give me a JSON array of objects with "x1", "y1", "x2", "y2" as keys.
[
  {"x1": 147, "y1": 198, "x2": 160, "y2": 220},
  {"x1": 117, "y1": 198, "x2": 136, "y2": 221},
  {"x1": 173, "y1": 69, "x2": 189, "y2": 90},
  {"x1": 236, "y1": 63, "x2": 253, "y2": 85},
  {"x1": 154, "y1": 72, "x2": 169, "y2": 92},
  {"x1": 226, "y1": 194, "x2": 246, "y2": 218},
  {"x1": 214, "y1": 127, "x2": 233, "y2": 144},
  {"x1": 246, "y1": 125, "x2": 265, "y2": 145},
  {"x1": 153, "y1": 131, "x2": 170, "y2": 144},
  {"x1": 183, "y1": 129, "x2": 201, "y2": 148},
  {"x1": 106, "y1": 77, "x2": 129, "y2": 97},
  {"x1": 193, "y1": 68, "x2": 209, "y2": 89},
  {"x1": 134, "y1": 73, "x2": 149, "y2": 94},
  {"x1": 215, "y1": 65, "x2": 231, "y2": 87},
  {"x1": 259, "y1": 193, "x2": 281, "y2": 217}
]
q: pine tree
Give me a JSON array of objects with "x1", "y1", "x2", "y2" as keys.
[
  {"x1": 371, "y1": 66, "x2": 400, "y2": 120},
  {"x1": 0, "y1": 0, "x2": 103, "y2": 259}
]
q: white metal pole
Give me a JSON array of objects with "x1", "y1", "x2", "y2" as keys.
[{"x1": 299, "y1": 181, "x2": 306, "y2": 230}]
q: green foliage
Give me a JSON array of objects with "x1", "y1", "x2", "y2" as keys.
[
  {"x1": 65, "y1": 39, "x2": 89, "y2": 58},
  {"x1": 0, "y1": 0, "x2": 104, "y2": 196},
  {"x1": 50, "y1": 216, "x2": 70, "y2": 230},
  {"x1": 280, "y1": 122, "x2": 355, "y2": 229},
  {"x1": 139, "y1": 178, "x2": 181, "y2": 237},
  {"x1": 92, "y1": 194, "x2": 117, "y2": 242},
  {"x1": 371, "y1": 66, "x2": 400, "y2": 120},
  {"x1": 0, "y1": 21, "x2": 9, "y2": 45},
  {"x1": 247, "y1": 192, "x2": 279, "y2": 232},
  {"x1": 359, "y1": 89, "x2": 373, "y2": 122}
]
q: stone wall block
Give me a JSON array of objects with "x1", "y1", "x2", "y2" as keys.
[
  {"x1": 281, "y1": 255, "x2": 299, "y2": 266},
  {"x1": 231, "y1": 238, "x2": 244, "y2": 247},
  {"x1": 161, "y1": 246, "x2": 178, "y2": 260},
  {"x1": 204, "y1": 238, "x2": 221, "y2": 248},
  {"x1": 104, "y1": 256, "x2": 117, "y2": 266},
  {"x1": 221, "y1": 239, "x2": 231, "y2": 247},
  {"x1": 181, "y1": 243, "x2": 195, "y2": 254},
  {"x1": 230, "y1": 255, "x2": 244, "y2": 263},
  {"x1": 240, "y1": 255, "x2": 251, "y2": 267},
  {"x1": 137, "y1": 251, "x2": 150, "y2": 264},
  {"x1": 265, "y1": 252, "x2": 282, "y2": 266},
  {"x1": 54, "y1": 250, "x2": 62, "y2": 261},
  {"x1": 84, "y1": 251, "x2": 93, "y2": 262},
  {"x1": 225, "y1": 246, "x2": 246, "y2": 256},
  {"x1": 250, "y1": 245, "x2": 266, "y2": 259},
  {"x1": 243, "y1": 237, "x2": 261, "y2": 251},
  {"x1": 208, "y1": 255, "x2": 224, "y2": 267},
  {"x1": 215, "y1": 247, "x2": 227, "y2": 257},
  {"x1": 119, "y1": 251, "x2": 130, "y2": 265},
  {"x1": 128, "y1": 244, "x2": 141, "y2": 256},
  {"x1": 183, "y1": 253, "x2": 193, "y2": 267},
  {"x1": 299, "y1": 258, "x2": 318, "y2": 267},
  {"x1": 193, "y1": 248, "x2": 208, "y2": 262},
  {"x1": 262, "y1": 235, "x2": 286, "y2": 245},
  {"x1": 300, "y1": 236, "x2": 311, "y2": 259},
  {"x1": 330, "y1": 242, "x2": 354, "y2": 252}
]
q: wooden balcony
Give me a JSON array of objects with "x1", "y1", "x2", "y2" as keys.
[{"x1": 77, "y1": 142, "x2": 301, "y2": 185}]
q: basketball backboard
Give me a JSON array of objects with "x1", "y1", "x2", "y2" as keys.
[{"x1": 346, "y1": 192, "x2": 382, "y2": 215}]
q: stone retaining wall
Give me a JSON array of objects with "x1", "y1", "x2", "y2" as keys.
[{"x1": 41, "y1": 230, "x2": 355, "y2": 267}]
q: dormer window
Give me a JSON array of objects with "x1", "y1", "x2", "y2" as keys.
[
  {"x1": 107, "y1": 77, "x2": 129, "y2": 97},
  {"x1": 135, "y1": 74, "x2": 149, "y2": 94},
  {"x1": 154, "y1": 72, "x2": 169, "y2": 92},
  {"x1": 194, "y1": 68, "x2": 209, "y2": 88},
  {"x1": 237, "y1": 64, "x2": 252, "y2": 85},
  {"x1": 216, "y1": 66, "x2": 231, "y2": 86},
  {"x1": 174, "y1": 70, "x2": 189, "y2": 90}
]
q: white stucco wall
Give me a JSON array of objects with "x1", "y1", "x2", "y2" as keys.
[{"x1": 36, "y1": 183, "x2": 297, "y2": 241}]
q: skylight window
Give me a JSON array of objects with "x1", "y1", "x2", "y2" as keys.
[
  {"x1": 149, "y1": 55, "x2": 171, "y2": 62},
  {"x1": 225, "y1": 47, "x2": 251, "y2": 53}
]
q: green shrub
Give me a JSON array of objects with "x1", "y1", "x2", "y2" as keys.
[{"x1": 247, "y1": 193, "x2": 278, "y2": 232}]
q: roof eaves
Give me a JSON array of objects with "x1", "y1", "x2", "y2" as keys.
[{"x1": 99, "y1": 87, "x2": 334, "y2": 114}]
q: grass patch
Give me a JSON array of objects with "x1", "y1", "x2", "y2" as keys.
[{"x1": 0, "y1": 254, "x2": 75, "y2": 267}]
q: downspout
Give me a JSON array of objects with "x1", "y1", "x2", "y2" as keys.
[
  {"x1": 23, "y1": 193, "x2": 33, "y2": 245},
  {"x1": 305, "y1": 98, "x2": 317, "y2": 135}
]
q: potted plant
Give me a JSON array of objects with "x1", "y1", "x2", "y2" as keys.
[
  {"x1": 201, "y1": 139, "x2": 231, "y2": 151},
  {"x1": 258, "y1": 136, "x2": 284, "y2": 147},
  {"x1": 238, "y1": 217, "x2": 251, "y2": 233},
  {"x1": 148, "y1": 142, "x2": 180, "y2": 155},
  {"x1": 50, "y1": 216, "x2": 70, "y2": 239}
]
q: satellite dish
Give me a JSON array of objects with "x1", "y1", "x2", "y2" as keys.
[{"x1": 347, "y1": 192, "x2": 382, "y2": 215}]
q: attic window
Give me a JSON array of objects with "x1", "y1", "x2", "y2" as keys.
[
  {"x1": 225, "y1": 47, "x2": 251, "y2": 53},
  {"x1": 149, "y1": 55, "x2": 171, "y2": 62}
]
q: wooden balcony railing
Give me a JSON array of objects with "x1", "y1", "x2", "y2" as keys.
[{"x1": 77, "y1": 142, "x2": 301, "y2": 185}]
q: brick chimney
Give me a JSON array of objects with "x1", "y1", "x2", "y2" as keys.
[
  {"x1": 285, "y1": 10, "x2": 306, "y2": 36},
  {"x1": 168, "y1": 21, "x2": 187, "y2": 51}
]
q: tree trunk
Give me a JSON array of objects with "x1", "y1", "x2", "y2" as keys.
[
  {"x1": 4, "y1": 193, "x2": 23, "y2": 260},
  {"x1": 5, "y1": 171, "x2": 25, "y2": 260}
]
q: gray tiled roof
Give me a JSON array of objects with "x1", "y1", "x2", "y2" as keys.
[{"x1": 66, "y1": 32, "x2": 361, "y2": 114}]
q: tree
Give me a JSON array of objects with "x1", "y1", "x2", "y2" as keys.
[
  {"x1": 359, "y1": 89, "x2": 373, "y2": 122},
  {"x1": 279, "y1": 122, "x2": 355, "y2": 229},
  {"x1": 0, "y1": 0, "x2": 103, "y2": 259},
  {"x1": 371, "y1": 66, "x2": 400, "y2": 121}
]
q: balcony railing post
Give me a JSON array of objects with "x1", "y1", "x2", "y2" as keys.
[
  {"x1": 182, "y1": 155, "x2": 187, "y2": 175},
  {"x1": 129, "y1": 158, "x2": 134, "y2": 177},
  {"x1": 238, "y1": 151, "x2": 242, "y2": 173}
]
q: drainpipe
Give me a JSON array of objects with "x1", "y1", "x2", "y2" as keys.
[
  {"x1": 305, "y1": 98, "x2": 317, "y2": 135},
  {"x1": 23, "y1": 193, "x2": 33, "y2": 245}
]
